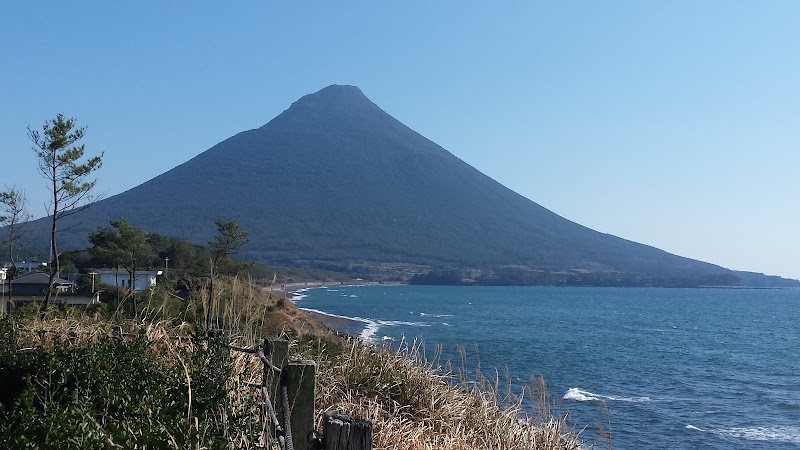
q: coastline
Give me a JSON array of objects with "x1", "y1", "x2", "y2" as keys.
[
  {"x1": 265, "y1": 280, "x2": 401, "y2": 339},
  {"x1": 303, "y1": 310, "x2": 369, "y2": 338}
]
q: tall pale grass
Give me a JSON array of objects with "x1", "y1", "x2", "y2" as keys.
[
  {"x1": 15, "y1": 276, "x2": 589, "y2": 449},
  {"x1": 300, "y1": 336, "x2": 585, "y2": 450}
]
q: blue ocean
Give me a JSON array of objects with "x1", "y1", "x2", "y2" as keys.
[{"x1": 296, "y1": 285, "x2": 800, "y2": 449}]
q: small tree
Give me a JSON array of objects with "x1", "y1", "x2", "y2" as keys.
[
  {"x1": 30, "y1": 114, "x2": 103, "y2": 311},
  {"x1": 206, "y1": 219, "x2": 248, "y2": 327},
  {"x1": 209, "y1": 218, "x2": 248, "y2": 276},
  {"x1": 89, "y1": 218, "x2": 154, "y2": 316},
  {"x1": 0, "y1": 186, "x2": 31, "y2": 305}
]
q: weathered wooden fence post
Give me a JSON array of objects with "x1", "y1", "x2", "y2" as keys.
[
  {"x1": 323, "y1": 411, "x2": 372, "y2": 450},
  {"x1": 263, "y1": 338, "x2": 288, "y2": 446},
  {"x1": 285, "y1": 360, "x2": 316, "y2": 450}
]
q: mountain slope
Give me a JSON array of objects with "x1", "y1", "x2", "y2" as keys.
[{"x1": 14, "y1": 85, "x2": 755, "y2": 283}]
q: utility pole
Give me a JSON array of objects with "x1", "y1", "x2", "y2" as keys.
[
  {"x1": 89, "y1": 272, "x2": 98, "y2": 294},
  {"x1": 164, "y1": 257, "x2": 169, "y2": 276}
]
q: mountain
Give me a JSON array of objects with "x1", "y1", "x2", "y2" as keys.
[{"x1": 11, "y1": 85, "x2": 795, "y2": 286}]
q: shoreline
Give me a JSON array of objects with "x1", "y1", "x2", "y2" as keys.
[
  {"x1": 303, "y1": 310, "x2": 369, "y2": 338},
  {"x1": 265, "y1": 281, "x2": 402, "y2": 339}
]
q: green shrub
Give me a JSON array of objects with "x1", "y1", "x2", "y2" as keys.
[{"x1": 0, "y1": 316, "x2": 252, "y2": 449}]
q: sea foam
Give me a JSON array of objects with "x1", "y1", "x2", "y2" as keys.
[
  {"x1": 563, "y1": 388, "x2": 651, "y2": 403},
  {"x1": 719, "y1": 426, "x2": 800, "y2": 444},
  {"x1": 419, "y1": 312, "x2": 453, "y2": 318},
  {"x1": 299, "y1": 308, "x2": 429, "y2": 343},
  {"x1": 688, "y1": 425, "x2": 800, "y2": 444},
  {"x1": 291, "y1": 287, "x2": 313, "y2": 302}
]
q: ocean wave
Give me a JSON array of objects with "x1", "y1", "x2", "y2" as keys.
[
  {"x1": 777, "y1": 400, "x2": 800, "y2": 410},
  {"x1": 299, "y1": 307, "x2": 365, "y2": 324},
  {"x1": 359, "y1": 319, "x2": 431, "y2": 341},
  {"x1": 563, "y1": 388, "x2": 651, "y2": 403},
  {"x1": 716, "y1": 426, "x2": 800, "y2": 444},
  {"x1": 289, "y1": 287, "x2": 315, "y2": 303},
  {"x1": 299, "y1": 308, "x2": 429, "y2": 342},
  {"x1": 687, "y1": 425, "x2": 800, "y2": 444},
  {"x1": 360, "y1": 320, "x2": 380, "y2": 342},
  {"x1": 299, "y1": 307, "x2": 375, "y2": 342},
  {"x1": 419, "y1": 312, "x2": 453, "y2": 318},
  {"x1": 690, "y1": 410, "x2": 721, "y2": 415},
  {"x1": 379, "y1": 320, "x2": 430, "y2": 327}
]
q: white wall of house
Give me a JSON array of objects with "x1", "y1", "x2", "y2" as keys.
[
  {"x1": 97, "y1": 269, "x2": 161, "y2": 292},
  {"x1": 1, "y1": 269, "x2": 7, "y2": 313}
]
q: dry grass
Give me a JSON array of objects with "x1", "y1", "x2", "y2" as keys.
[
  {"x1": 302, "y1": 337, "x2": 584, "y2": 450},
  {"x1": 9, "y1": 276, "x2": 587, "y2": 450}
]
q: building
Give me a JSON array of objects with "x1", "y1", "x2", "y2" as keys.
[
  {"x1": 2, "y1": 272, "x2": 99, "y2": 312},
  {"x1": 97, "y1": 269, "x2": 162, "y2": 292}
]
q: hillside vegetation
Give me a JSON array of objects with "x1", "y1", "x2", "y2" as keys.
[
  {"x1": 0, "y1": 277, "x2": 587, "y2": 449},
  {"x1": 10, "y1": 84, "x2": 774, "y2": 287}
]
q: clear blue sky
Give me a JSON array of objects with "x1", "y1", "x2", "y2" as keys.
[{"x1": 2, "y1": 2, "x2": 798, "y2": 279}]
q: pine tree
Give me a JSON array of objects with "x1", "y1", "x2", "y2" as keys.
[{"x1": 29, "y1": 114, "x2": 103, "y2": 311}]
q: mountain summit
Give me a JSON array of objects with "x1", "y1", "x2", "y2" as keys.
[{"x1": 15, "y1": 85, "x2": 768, "y2": 285}]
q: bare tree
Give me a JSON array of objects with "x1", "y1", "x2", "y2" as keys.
[
  {"x1": 29, "y1": 114, "x2": 103, "y2": 311},
  {"x1": 0, "y1": 186, "x2": 31, "y2": 305}
]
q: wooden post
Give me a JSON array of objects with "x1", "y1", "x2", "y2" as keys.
[
  {"x1": 285, "y1": 360, "x2": 316, "y2": 450},
  {"x1": 323, "y1": 411, "x2": 372, "y2": 450},
  {"x1": 263, "y1": 338, "x2": 288, "y2": 446}
]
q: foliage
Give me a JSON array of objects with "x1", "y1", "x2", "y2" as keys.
[
  {"x1": 28, "y1": 114, "x2": 103, "y2": 310},
  {"x1": 209, "y1": 218, "x2": 249, "y2": 276},
  {"x1": 0, "y1": 271, "x2": 588, "y2": 450},
  {"x1": 409, "y1": 266, "x2": 745, "y2": 288},
  {"x1": 88, "y1": 217, "x2": 155, "y2": 285},
  {"x1": 409, "y1": 269, "x2": 465, "y2": 285},
  {"x1": 0, "y1": 316, "x2": 248, "y2": 449},
  {"x1": 63, "y1": 227, "x2": 350, "y2": 295}
]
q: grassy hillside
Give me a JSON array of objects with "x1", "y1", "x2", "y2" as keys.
[{"x1": 0, "y1": 277, "x2": 588, "y2": 449}]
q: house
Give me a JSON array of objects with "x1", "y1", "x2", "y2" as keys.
[
  {"x1": 2, "y1": 272, "x2": 99, "y2": 311},
  {"x1": 97, "y1": 269, "x2": 162, "y2": 292},
  {"x1": 12, "y1": 272, "x2": 74, "y2": 296}
]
